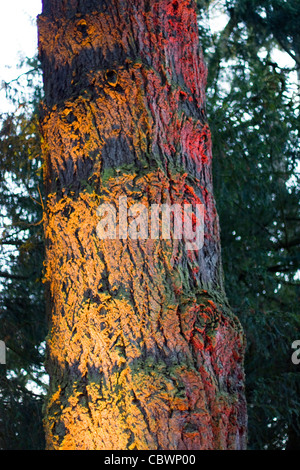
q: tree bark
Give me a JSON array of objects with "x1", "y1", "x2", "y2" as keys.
[{"x1": 38, "y1": 0, "x2": 247, "y2": 450}]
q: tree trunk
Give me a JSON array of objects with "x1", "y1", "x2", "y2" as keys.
[{"x1": 38, "y1": 0, "x2": 247, "y2": 450}]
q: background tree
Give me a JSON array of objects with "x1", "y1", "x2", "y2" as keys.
[
  {"x1": 0, "y1": 60, "x2": 47, "y2": 450},
  {"x1": 198, "y1": 0, "x2": 300, "y2": 449}
]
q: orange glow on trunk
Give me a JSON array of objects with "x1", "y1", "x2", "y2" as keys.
[{"x1": 39, "y1": 0, "x2": 247, "y2": 450}]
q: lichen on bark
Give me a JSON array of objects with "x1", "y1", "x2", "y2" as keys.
[{"x1": 39, "y1": 0, "x2": 247, "y2": 450}]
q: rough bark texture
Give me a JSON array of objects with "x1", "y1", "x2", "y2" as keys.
[{"x1": 38, "y1": 0, "x2": 247, "y2": 450}]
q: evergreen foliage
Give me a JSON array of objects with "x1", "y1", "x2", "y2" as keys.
[{"x1": 0, "y1": 61, "x2": 46, "y2": 449}]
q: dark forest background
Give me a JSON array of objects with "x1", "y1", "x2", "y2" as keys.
[{"x1": 0, "y1": 0, "x2": 299, "y2": 450}]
